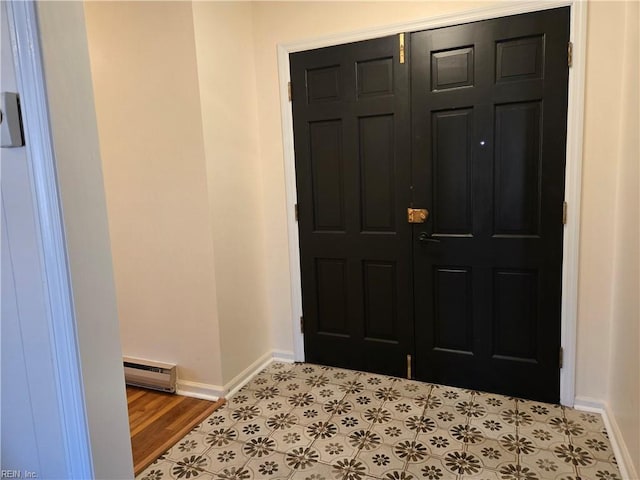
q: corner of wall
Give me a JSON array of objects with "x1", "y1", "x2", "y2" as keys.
[
  {"x1": 574, "y1": 398, "x2": 639, "y2": 480},
  {"x1": 605, "y1": 0, "x2": 640, "y2": 475},
  {"x1": 84, "y1": 0, "x2": 225, "y2": 389},
  {"x1": 176, "y1": 349, "x2": 295, "y2": 402},
  {"x1": 191, "y1": 2, "x2": 273, "y2": 385}
]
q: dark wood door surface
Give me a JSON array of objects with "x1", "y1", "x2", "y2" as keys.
[
  {"x1": 291, "y1": 7, "x2": 570, "y2": 403},
  {"x1": 290, "y1": 35, "x2": 413, "y2": 377},
  {"x1": 411, "y1": 8, "x2": 570, "y2": 403}
]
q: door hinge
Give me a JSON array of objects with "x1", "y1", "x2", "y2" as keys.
[
  {"x1": 294, "y1": 203, "x2": 299, "y2": 221},
  {"x1": 562, "y1": 201, "x2": 568, "y2": 225},
  {"x1": 288, "y1": 81, "x2": 292, "y2": 102},
  {"x1": 568, "y1": 42, "x2": 573, "y2": 68},
  {"x1": 406, "y1": 354, "x2": 412, "y2": 379},
  {"x1": 399, "y1": 33, "x2": 405, "y2": 64},
  {"x1": 559, "y1": 347, "x2": 564, "y2": 369},
  {"x1": 300, "y1": 316, "x2": 304, "y2": 333}
]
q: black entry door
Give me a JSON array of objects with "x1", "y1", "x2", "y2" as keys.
[
  {"x1": 411, "y1": 9, "x2": 569, "y2": 403},
  {"x1": 291, "y1": 7, "x2": 570, "y2": 403},
  {"x1": 290, "y1": 35, "x2": 413, "y2": 377}
]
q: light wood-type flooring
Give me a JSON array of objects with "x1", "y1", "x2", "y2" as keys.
[{"x1": 126, "y1": 386, "x2": 225, "y2": 475}]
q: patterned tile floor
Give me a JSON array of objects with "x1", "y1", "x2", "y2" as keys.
[{"x1": 137, "y1": 362, "x2": 621, "y2": 480}]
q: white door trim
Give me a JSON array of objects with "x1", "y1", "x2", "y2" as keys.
[
  {"x1": 278, "y1": 0, "x2": 587, "y2": 407},
  {"x1": 5, "y1": 1, "x2": 94, "y2": 475}
]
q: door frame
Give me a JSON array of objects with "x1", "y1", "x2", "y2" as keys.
[
  {"x1": 5, "y1": 1, "x2": 94, "y2": 476},
  {"x1": 278, "y1": 0, "x2": 587, "y2": 407}
]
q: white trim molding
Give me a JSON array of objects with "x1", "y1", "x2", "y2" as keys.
[
  {"x1": 224, "y1": 351, "x2": 278, "y2": 399},
  {"x1": 176, "y1": 380, "x2": 224, "y2": 402},
  {"x1": 177, "y1": 350, "x2": 296, "y2": 401},
  {"x1": 278, "y1": 1, "x2": 588, "y2": 405},
  {"x1": 278, "y1": 42, "x2": 305, "y2": 361},
  {"x1": 560, "y1": 0, "x2": 588, "y2": 409},
  {"x1": 272, "y1": 350, "x2": 296, "y2": 364},
  {"x1": 5, "y1": 1, "x2": 94, "y2": 477},
  {"x1": 574, "y1": 397, "x2": 638, "y2": 480}
]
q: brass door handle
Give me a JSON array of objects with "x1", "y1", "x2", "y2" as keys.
[{"x1": 418, "y1": 232, "x2": 440, "y2": 243}]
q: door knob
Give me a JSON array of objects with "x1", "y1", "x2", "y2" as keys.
[{"x1": 418, "y1": 232, "x2": 440, "y2": 243}]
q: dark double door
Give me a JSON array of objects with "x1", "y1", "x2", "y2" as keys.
[{"x1": 291, "y1": 8, "x2": 570, "y2": 403}]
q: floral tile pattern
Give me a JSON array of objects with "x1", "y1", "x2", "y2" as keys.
[{"x1": 137, "y1": 363, "x2": 621, "y2": 480}]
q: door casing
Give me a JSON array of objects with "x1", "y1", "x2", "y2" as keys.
[
  {"x1": 278, "y1": 0, "x2": 587, "y2": 407},
  {"x1": 4, "y1": 1, "x2": 94, "y2": 476}
]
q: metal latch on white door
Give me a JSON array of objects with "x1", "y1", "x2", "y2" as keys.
[{"x1": 1, "y1": 92, "x2": 25, "y2": 147}]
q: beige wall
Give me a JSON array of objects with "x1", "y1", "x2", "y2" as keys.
[
  {"x1": 192, "y1": 2, "x2": 271, "y2": 381},
  {"x1": 576, "y1": 12, "x2": 640, "y2": 471},
  {"x1": 84, "y1": 1, "x2": 224, "y2": 385},
  {"x1": 608, "y1": 1, "x2": 639, "y2": 473},
  {"x1": 85, "y1": 1, "x2": 274, "y2": 387},
  {"x1": 36, "y1": 2, "x2": 133, "y2": 477},
  {"x1": 576, "y1": 0, "x2": 627, "y2": 402}
]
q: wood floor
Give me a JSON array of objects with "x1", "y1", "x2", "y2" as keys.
[{"x1": 126, "y1": 386, "x2": 225, "y2": 476}]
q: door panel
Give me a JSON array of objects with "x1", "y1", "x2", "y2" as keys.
[
  {"x1": 309, "y1": 120, "x2": 345, "y2": 231},
  {"x1": 494, "y1": 101, "x2": 542, "y2": 235},
  {"x1": 492, "y1": 269, "x2": 538, "y2": 361},
  {"x1": 363, "y1": 261, "x2": 398, "y2": 341},
  {"x1": 291, "y1": 35, "x2": 412, "y2": 377},
  {"x1": 316, "y1": 258, "x2": 349, "y2": 335},
  {"x1": 433, "y1": 266, "x2": 473, "y2": 353},
  {"x1": 432, "y1": 109, "x2": 474, "y2": 234},
  {"x1": 359, "y1": 114, "x2": 396, "y2": 232},
  {"x1": 412, "y1": 8, "x2": 569, "y2": 403}
]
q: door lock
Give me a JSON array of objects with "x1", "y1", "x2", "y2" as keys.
[{"x1": 407, "y1": 208, "x2": 429, "y2": 224}]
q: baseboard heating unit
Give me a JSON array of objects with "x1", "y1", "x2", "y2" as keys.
[{"x1": 123, "y1": 356, "x2": 176, "y2": 393}]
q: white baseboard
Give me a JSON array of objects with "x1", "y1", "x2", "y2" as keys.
[
  {"x1": 176, "y1": 379, "x2": 224, "y2": 401},
  {"x1": 573, "y1": 396, "x2": 605, "y2": 412},
  {"x1": 224, "y1": 350, "x2": 276, "y2": 399},
  {"x1": 272, "y1": 350, "x2": 296, "y2": 363},
  {"x1": 176, "y1": 350, "x2": 296, "y2": 402},
  {"x1": 574, "y1": 396, "x2": 638, "y2": 480}
]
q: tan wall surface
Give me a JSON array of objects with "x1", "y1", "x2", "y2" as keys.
[
  {"x1": 84, "y1": 1, "x2": 224, "y2": 385},
  {"x1": 576, "y1": 0, "x2": 626, "y2": 402},
  {"x1": 192, "y1": 2, "x2": 271, "y2": 383},
  {"x1": 607, "y1": 1, "x2": 639, "y2": 473}
]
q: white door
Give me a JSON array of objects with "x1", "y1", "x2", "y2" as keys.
[{"x1": 1, "y1": 4, "x2": 69, "y2": 477}]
